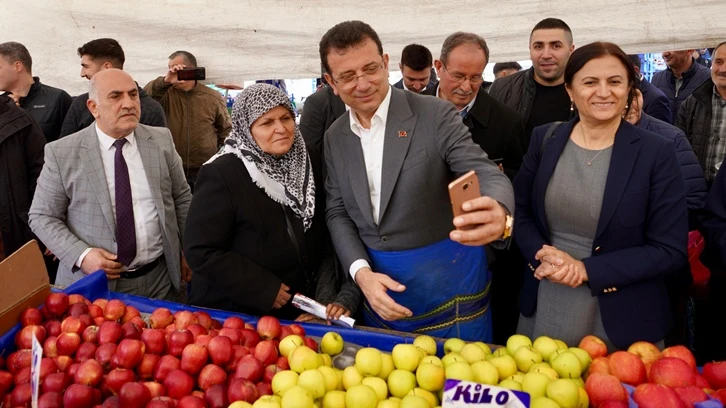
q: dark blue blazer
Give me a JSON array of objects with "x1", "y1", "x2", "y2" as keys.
[{"x1": 514, "y1": 118, "x2": 688, "y2": 349}]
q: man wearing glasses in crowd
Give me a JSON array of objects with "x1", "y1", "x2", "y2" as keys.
[{"x1": 320, "y1": 21, "x2": 513, "y2": 341}]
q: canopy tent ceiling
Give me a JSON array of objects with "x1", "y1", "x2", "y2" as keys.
[{"x1": 1, "y1": 0, "x2": 724, "y2": 95}]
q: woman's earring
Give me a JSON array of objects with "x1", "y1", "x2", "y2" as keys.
[{"x1": 570, "y1": 102, "x2": 574, "y2": 112}]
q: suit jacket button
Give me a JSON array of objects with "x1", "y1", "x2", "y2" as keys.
[{"x1": 381, "y1": 236, "x2": 389, "y2": 243}]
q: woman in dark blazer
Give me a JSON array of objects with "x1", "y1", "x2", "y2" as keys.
[
  {"x1": 185, "y1": 84, "x2": 357, "y2": 320},
  {"x1": 514, "y1": 42, "x2": 688, "y2": 351}
]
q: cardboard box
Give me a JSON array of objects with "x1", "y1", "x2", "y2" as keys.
[{"x1": 0, "y1": 240, "x2": 50, "y2": 335}]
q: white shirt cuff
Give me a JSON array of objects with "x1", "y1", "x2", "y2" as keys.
[
  {"x1": 76, "y1": 247, "x2": 93, "y2": 270},
  {"x1": 349, "y1": 259, "x2": 371, "y2": 282}
]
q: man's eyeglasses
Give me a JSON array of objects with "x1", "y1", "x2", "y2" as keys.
[
  {"x1": 333, "y1": 60, "x2": 385, "y2": 89},
  {"x1": 442, "y1": 63, "x2": 483, "y2": 85}
]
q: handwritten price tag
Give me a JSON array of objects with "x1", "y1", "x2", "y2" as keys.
[
  {"x1": 31, "y1": 334, "x2": 43, "y2": 408},
  {"x1": 442, "y1": 380, "x2": 530, "y2": 408}
]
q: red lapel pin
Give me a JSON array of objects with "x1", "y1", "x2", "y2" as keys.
[{"x1": 398, "y1": 130, "x2": 408, "y2": 138}]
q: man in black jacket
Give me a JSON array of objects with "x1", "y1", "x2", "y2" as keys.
[
  {"x1": 652, "y1": 49, "x2": 711, "y2": 118},
  {"x1": 60, "y1": 38, "x2": 166, "y2": 137},
  {"x1": 0, "y1": 95, "x2": 45, "y2": 259},
  {"x1": 489, "y1": 18, "x2": 575, "y2": 149},
  {"x1": 676, "y1": 42, "x2": 726, "y2": 183},
  {"x1": 0, "y1": 42, "x2": 72, "y2": 143}
]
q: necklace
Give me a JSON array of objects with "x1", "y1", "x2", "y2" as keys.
[{"x1": 578, "y1": 126, "x2": 610, "y2": 166}]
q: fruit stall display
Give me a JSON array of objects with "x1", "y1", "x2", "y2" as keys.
[{"x1": 2, "y1": 271, "x2": 726, "y2": 408}]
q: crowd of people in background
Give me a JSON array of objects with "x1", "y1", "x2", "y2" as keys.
[{"x1": 1, "y1": 18, "x2": 725, "y2": 366}]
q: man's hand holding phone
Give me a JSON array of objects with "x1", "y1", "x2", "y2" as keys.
[
  {"x1": 448, "y1": 171, "x2": 507, "y2": 246},
  {"x1": 165, "y1": 64, "x2": 187, "y2": 85}
]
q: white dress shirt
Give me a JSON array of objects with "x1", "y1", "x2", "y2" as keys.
[
  {"x1": 347, "y1": 86, "x2": 392, "y2": 281},
  {"x1": 76, "y1": 126, "x2": 164, "y2": 270}
]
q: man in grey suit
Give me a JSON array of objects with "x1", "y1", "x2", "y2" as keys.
[
  {"x1": 321, "y1": 21, "x2": 514, "y2": 340},
  {"x1": 29, "y1": 69, "x2": 192, "y2": 299}
]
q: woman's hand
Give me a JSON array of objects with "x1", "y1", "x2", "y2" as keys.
[
  {"x1": 272, "y1": 283, "x2": 292, "y2": 309},
  {"x1": 326, "y1": 303, "x2": 351, "y2": 325},
  {"x1": 294, "y1": 313, "x2": 318, "y2": 322},
  {"x1": 534, "y1": 245, "x2": 589, "y2": 288}
]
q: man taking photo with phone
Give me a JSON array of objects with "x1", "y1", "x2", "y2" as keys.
[{"x1": 144, "y1": 51, "x2": 231, "y2": 191}]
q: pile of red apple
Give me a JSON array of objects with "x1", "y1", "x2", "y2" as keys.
[
  {"x1": 578, "y1": 335, "x2": 726, "y2": 408},
  {"x1": 0, "y1": 293, "x2": 321, "y2": 408}
]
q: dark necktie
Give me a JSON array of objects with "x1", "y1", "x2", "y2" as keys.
[{"x1": 113, "y1": 138, "x2": 136, "y2": 266}]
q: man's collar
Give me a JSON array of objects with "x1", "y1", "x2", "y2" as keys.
[
  {"x1": 435, "y1": 84, "x2": 477, "y2": 114},
  {"x1": 95, "y1": 124, "x2": 136, "y2": 150},
  {"x1": 348, "y1": 85, "x2": 392, "y2": 132}
]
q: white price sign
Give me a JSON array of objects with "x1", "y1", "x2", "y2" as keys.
[
  {"x1": 30, "y1": 334, "x2": 43, "y2": 408},
  {"x1": 442, "y1": 380, "x2": 530, "y2": 408}
]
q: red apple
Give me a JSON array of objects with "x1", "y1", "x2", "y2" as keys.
[
  {"x1": 138, "y1": 354, "x2": 161, "y2": 380},
  {"x1": 240, "y1": 329, "x2": 260, "y2": 348},
  {"x1": 227, "y1": 378, "x2": 259, "y2": 403},
  {"x1": 67, "y1": 302, "x2": 89, "y2": 318},
  {"x1": 168, "y1": 330, "x2": 194, "y2": 357},
  {"x1": 95, "y1": 343, "x2": 118, "y2": 370},
  {"x1": 16, "y1": 324, "x2": 46, "y2": 349},
  {"x1": 230, "y1": 345, "x2": 252, "y2": 371},
  {"x1": 256, "y1": 381, "x2": 273, "y2": 396},
  {"x1": 279, "y1": 326, "x2": 293, "y2": 340},
  {"x1": 224, "y1": 316, "x2": 245, "y2": 330},
  {"x1": 244, "y1": 323, "x2": 255, "y2": 330},
  {"x1": 10, "y1": 383, "x2": 32, "y2": 407},
  {"x1": 44, "y1": 320, "x2": 62, "y2": 337},
  {"x1": 674, "y1": 385, "x2": 709, "y2": 406},
  {"x1": 14, "y1": 366, "x2": 31, "y2": 385},
  {"x1": 578, "y1": 335, "x2": 608, "y2": 359},
  {"x1": 195, "y1": 334, "x2": 212, "y2": 348},
  {"x1": 7, "y1": 349, "x2": 31, "y2": 373},
  {"x1": 42, "y1": 372, "x2": 71, "y2": 394},
  {"x1": 98, "y1": 321, "x2": 124, "y2": 345},
  {"x1": 130, "y1": 316, "x2": 147, "y2": 329},
  {"x1": 78, "y1": 313, "x2": 94, "y2": 328},
  {"x1": 607, "y1": 351, "x2": 647, "y2": 386},
  {"x1": 64, "y1": 384, "x2": 95, "y2": 408},
  {"x1": 181, "y1": 344, "x2": 209, "y2": 375},
  {"x1": 598, "y1": 401, "x2": 629, "y2": 408},
  {"x1": 187, "y1": 323, "x2": 207, "y2": 338},
  {"x1": 235, "y1": 355, "x2": 263, "y2": 382},
  {"x1": 88, "y1": 304, "x2": 104, "y2": 319},
  {"x1": 713, "y1": 389, "x2": 726, "y2": 405},
  {"x1": 45, "y1": 293, "x2": 70, "y2": 318},
  {"x1": 218, "y1": 328, "x2": 241, "y2": 345},
  {"x1": 119, "y1": 381, "x2": 152, "y2": 408},
  {"x1": 211, "y1": 319, "x2": 223, "y2": 330},
  {"x1": 74, "y1": 359, "x2": 104, "y2": 387},
  {"x1": 585, "y1": 373, "x2": 628, "y2": 407},
  {"x1": 53, "y1": 355, "x2": 74, "y2": 373},
  {"x1": 82, "y1": 325, "x2": 99, "y2": 343},
  {"x1": 147, "y1": 397, "x2": 176, "y2": 408},
  {"x1": 208, "y1": 335, "x2": 233, "y2": 366},
  {"x1": 256, "y1": 316, "x2": 281, "y2": 340},
  {"x1": 19, "y1": 308, "x2": 43, "y2": 327},
  {"x1": 174, "y1": 310, "x2": 199, "y2": 331},
  {"x1": 695, "y1": 374, "x2": 711, "y2": 389},
  {"x1": 204, "y1": 384, "x2": 228, "y2": 408},
  {"x1": 194, "y1": 311, "x2": 213, "y2": 329},
  {"x1": 56, "y1": 332, "x2": 81, "y2": 356},
  {"x1": 75, "y1": 342, "x2": 98, "y2": 362},
  {"x1": 149, "y1": 308, "x2": 175, "y2": 329},
  {"x1": 38, "y1": 391, "x2": 63, "y2": 408},
  {"x1": 122, "y1": 321, "x2": 142, "y2": 340},
  {"x1": 106, "y1": 368, "x2": 137, "y2": 395},
  {"x1": 153, "y1": 355, "x2": 181, "y2": 383},
  {"x1": 141, "y1": 328, "x2": 167, "y2": 355},
  {"x1": 264, "y1": 364, "x2": 281, "y2": 383},
  {"x1": 143, "y1": 381, "x2": 167, "y2": 398},
  {"x1": 303, "y1": 337, "x2": 318, "y2": 351},
  {"x1": 44, "y1": 335, "x2": 58, "y2": 357},
  {"x1": 116, "y1": 339, "x2": 146, "y2": 369},
  {"x1": 60, "y1": 316, "x2": 87, "y2": 335},
  {"x1": 163, "y1": 369, "x2": 194, "y2": 399},
  {"x1": 276, "y1": 356, "x2": 290, "y2": 371},
  {"x1": 254, "y1": 340, "x2": 279, "y2": 366},
  {"x1": 95, "y1": 316, "x2": 106, "y2": 326},
  {"x1": 649, "y1": 357, "x2": 696, "y2": 387},
  {"x1": 633, "y1": 383, "x2": 688, "y2": 408},
  {"x1": 121, "y1": 306, "x2": 141, "y2": 324},
  {"x1": 67, "y1": 362, "x2": 81, "y2": 378},
  {"x1": 102, "y1": 396, "x2": 120, "y2": 408},
  {"x1": 0, "y1": 370, "x2": 13, "y2": 395},
  {"x1": 198, "y1": 364, "x2": 227, "y2": 391},
  {"x1": 104, "y1": 299, "x2": 127, "y2": 322},
  {"x1": 289, "y1": 324, "x2": 305, "y2": 337},
  {"x1": 69, "y1": 294, "x2": 87, "y2": 305},
  {"x1": 661, "y1": 345, "x2": 697, "y2": 371},
  {"x1": 178, "y1": 395, "x2": 206, "y2": 408},
  {"x1": 703, "y1": 361, "x2": 726, "y2": 390}
]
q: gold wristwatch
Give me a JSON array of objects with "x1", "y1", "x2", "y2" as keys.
[{"x1": 502, "y1": 214, "x2": 514, "y2": 239}]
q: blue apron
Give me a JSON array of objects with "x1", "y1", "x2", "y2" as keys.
[{"x1": 362, "y1": 238, "x2": 492, "y2": 342}]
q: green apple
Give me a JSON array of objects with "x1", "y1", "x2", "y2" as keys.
[
  {"x1": 419, "y1": 356, "x2": 443, "y2": 368},
  {"x1": 545, "y1": 379, "x2": 580, "y2": 408},
  {"x1": 554, "y1": 340, "x2": 568, "y2": 350},
  {"x1": 254, "y1": 396, "x2": 282, "y2": 408},
  {"x1": 280, "y1": 335, "x2": 305, "y2": 358},
  {"x1": 514, "y1": 346, "x2": 543, "y2": 373},
  {"x1": 567, "y1": 347, "x2": 591, "y2": 372},
  {"x1": 346, "y1": 384, "x2": 379, "y2": 408},
  {"x1": 506, "y1": 334, "x2": 533, "y2": 355},
  {"x1": 407, "y1": 388, "x2": 438, "y2": 408},
  {"x1": 413, "y1": 336, "x2": 437, "y2": 356},
  {"x1": 441, "y1": 353, "x2": 465, "y2": 368},
  {"x1": 343, "y1": 366, "x2": 364, "y2": 390},
  {"x1": 528, "y1": 362, "x2": 551, "y2": 372},
  {"x1": 356, "y1": 348, "x2": 383, "y2": 376},
  {"x1": 272, "y1": 370, "x2": 300, "y2": 396},
  {"x1": 336, "y1": 369, "x2": 345, "y2": 390},
  {"x1": 415, "y1": 363, "x2": 445, "y2": 392},
  {"x1": 281, "y1": 386, "x2": 314, "y2": 408},
  {"x1": 322, "y1": 390, "x2": 346, "y2": 408},
  {"x1": 529, "y1": 366, "x2": 558, "y2": 381},
  {"x1": 376, "y1": 399, "x2": 401, "y2": 408},
  {"x1": 459, "y1": 343, "x2": 487, "y2": 364},
  {"x1": 577, "y1": 387, "x2": 589, "y2": 408},
  {"x1": 473, "y1": 342, "x2": 492, "y2": 355},
  {"x1": 567, "y1": 377, "x2": 584, "y2": 388},
  {"x1": 506, "y1": 372, "x2": 524, "y2": 383},
  {"x1": 317, "y1": 366, "x2": 339, "y2": 392},
  {"x1": 532, "y1": 336, "x2": 559, "y2": 361},
  {"x1": 320, "y1": 332, "x2": 345, "y2": 356},
  {"x1": 289, "y1": 346, "x2": 322, "y2": 373},
  {"x1": 388, "y1": 369, "x2": 417, "y2": 398},
  {"x1": 298, "y1": 369, "x2": 327, "y2": 399},
  {"x1": 399, "y1": 395, "x2": 428, "y2": 408},
  {"x1": 550, "y1": 352, "x2": 582, "y2": 379},
  {"x1": 229, "y1": 403, "x2": 254, "y2": 408},
  {"x1": 362, "y1": 377, "x2": 388, "y2": 401},
  {"x1": 392, "y1": 344, "x2": 421, "y2": 372},
  {"x1": 530, "y1": 396, "x2": 560, "y2": 408},
  {"x1": 521, "y1": 372, "x2": 552, "y2": 399},
  {"x1": 444, "y1": 362, "x2": 473, "y2": 381},
  {"x1": 498, "y1": 379, "x2": 522, "y2": 391},
  {"x1": 489, "y1": 355, "x2": 518, "y2": 380},
  {"x1": 491, "y1": 348, "x2": 509, "y2": 358},
  {"x1": 378, "y1": 353, "x2": 395, "y2": 380},
  {"x1": 547, "y1": 349, "x2": 569, "y2": 364},
  {"x1": 469, "y1": 361, "x2": 499, "y2": 385},
  {"x1": 443, "y1": 338, "x2": 465, "y2": 354}
]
